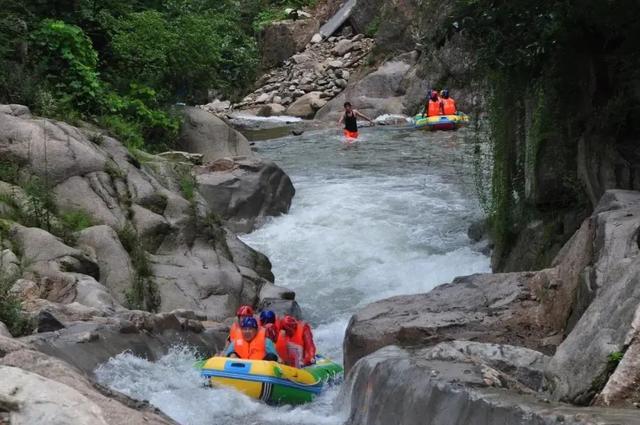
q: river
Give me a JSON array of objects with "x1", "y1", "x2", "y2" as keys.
[{"x1": 95, "y1": 124, "x2": 491, "y2": 425}]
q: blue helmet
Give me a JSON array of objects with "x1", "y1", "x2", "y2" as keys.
[
  {"x1": 259, "y1": 310, "x2": 276, "y2": 325},
  {"x1": 442, "y1": 89, "x2": 450, "y2": 98},
  {"x1": 240, "y1": 316, "x2": 258, "y2": 329}
]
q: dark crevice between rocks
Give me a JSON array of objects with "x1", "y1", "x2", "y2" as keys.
[{"x1": 579, "y1": 347, "x2": 629, "y2": 406}]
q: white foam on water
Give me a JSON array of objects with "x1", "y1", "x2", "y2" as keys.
[{"x1": 96, "y1": 128, "x2": 490, "y2": 424}]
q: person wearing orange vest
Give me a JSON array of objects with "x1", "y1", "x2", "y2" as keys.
[
  {"x1": 440, "y1": 89, "x2": 457, "y2": 115},
  {"x1": 224, "y1": 317, "x2": 279, "y2": 361},
  {"x1": 275, "y1": 315, "x2": 316, "y2": 368},
  {"x1": 422, "y1": 90, "x2": 444, "y2": 117},
  {"x1": 228, "y1": 305, "x2": 255, "y2": 342}
]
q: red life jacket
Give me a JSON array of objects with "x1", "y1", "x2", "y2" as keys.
[
  {"x1": 233, "y1": 328, "x2": 267, "y2": 360},
  {"x1": 427, "y1": 100, "x2": 443, "y2": 116},
  {"x1": 263, "y1": 323, "x2": 278, "y2": 342},
  {"x1": 442, "y1": 98, "x2": 457, "y2": 115},
  {"x1": 276, "y1": 321, "x2": 315, "y2": 368}
]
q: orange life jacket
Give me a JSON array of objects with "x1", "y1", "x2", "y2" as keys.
[
  {"x1": 229, "y1": 322, "x2": 242, "y2": 342},
  {"x1": 233, "y1": 328, "x2": 267, "y2": 360},
  {"x1": 442, "y1": 98, "x2": 457, "y2": 115},
  {"x1": 276, "y1": 322, "x2": 310, "y2": 368},
  {"x1": 427, "y1": 100, "x2": 443, "y2": 117}
]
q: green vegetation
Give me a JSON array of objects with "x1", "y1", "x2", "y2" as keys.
[
  {"x1": 0, "y1": 0, "x2": 315, "y2": 152},
  {"x1": 0, "y1": 231, "x2": 33, "y2": 337},
  {"x1": 117, "y1": 224, "x2": 160, "y2": 312},
  {"x1": 452, "y1": 0, "x2": 640, "y2": 266},
  {"x1": 179, "y1": 173, "x2": 197, "y2": 202}
]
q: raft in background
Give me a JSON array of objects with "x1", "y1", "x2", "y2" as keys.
[
  {"x1": 200, "y1": 355, "x2": 343, "y2": 405},
  {"x1": 413, "y1": 113, "x2": 469, "y2": 131}
]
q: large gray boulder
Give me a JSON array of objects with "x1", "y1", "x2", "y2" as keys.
[
  {"x1": 345, "y1": 345, "x2": 640, "y2": 425},
  {"x1": 546, "y1": 190, "x2": 640, "y2": 404},
  {"x1": 285, "y1": 91, "x2": 327, "y2": 119},
  {"x1": 178, "y1": 107, "x2": 253, "y2": 163},
  {"x1": 0, "y1": 110, "x2": 106, "y2": 185},
  {"x1": 196, "y1": 158, "x2": 295, "y2": 233}
]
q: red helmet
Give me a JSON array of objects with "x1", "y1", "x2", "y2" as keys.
[
  {"x1": 236, "y1": 305, "x2": 254, "y2": 317},
  {"x1": 281, "y1": 315, "x2": 298, "y2": 332}
]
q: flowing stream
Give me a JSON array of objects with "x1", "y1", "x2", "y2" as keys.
[{"x1": 95, "y1": 125, "x2": 491, "y2": 425}]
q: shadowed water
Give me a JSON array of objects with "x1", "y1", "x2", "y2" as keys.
[{"x1": 96, "y1": 125, "x2": 491, "y2": 425}]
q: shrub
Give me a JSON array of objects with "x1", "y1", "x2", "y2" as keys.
[
  {"x1": 117, "y1": 224, "x2": 160, "y2": 312},
  {"x1": 30, "y1": 20, "x2": 103, "y2": 115}
]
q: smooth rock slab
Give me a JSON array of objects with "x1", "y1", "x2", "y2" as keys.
[
  {"x1": 346, "y1": 346, "x2": 640, "y2": 425},
  {"x1": 0, "y1": 365, "x2": 109, "y2": 425}
]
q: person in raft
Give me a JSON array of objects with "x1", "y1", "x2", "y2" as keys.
[
  {"x1": 440, "y1": 89, "x2": 457, "y2": 115},
  {"x1": 423, "y1": 90, "x2": 444, "y2": 117},
  {"x1": 276, "y1": 315, "x2": 317, "y2": 368},
  {"x1": 222, "y1": 305, "x2": 255, "y2": 353},
  {"x1": 225, "y1": 317, "x2": 279, "y2": 361},
  {"x1": 338, "y1": 102, "x2": 374, "y2": 140},
  {"x1": 259, "y1": 310, "x2": 279, "y2": 343}
]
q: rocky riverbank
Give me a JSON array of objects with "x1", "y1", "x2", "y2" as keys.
[
  {"x1": 342, "y1": 189, "x2": 640, "y2": 424},
  {"x1": 228, "y1": 34, "x2": 375, "y2": 119},
  {"x1": 0, "y1": 103, "x2": 298, "y2": 423}
]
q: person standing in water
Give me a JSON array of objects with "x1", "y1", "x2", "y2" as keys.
[{"x1": 338, "y1": 102, "x2": 374, "y2": 140}]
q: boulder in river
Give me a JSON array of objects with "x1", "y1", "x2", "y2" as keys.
[
  {"x1": 178, "y1": 106, "x2": 253, "y2": 163},
  {"x1": 285, "y1": 91, "x2": 327, "y2": 118}
]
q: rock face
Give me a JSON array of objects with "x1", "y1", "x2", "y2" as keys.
[
  {"x1": 259, "y1": 18, "x2": 320, "y2": 69},
  {"x1": 0, "y1": 104, "x2": 296, "y2": 329},
  {"x1": 546, "y1": 190, "x2": 640, "y2": 405},
  {"x1": 344, "y1": 190, "x2": 640, "y2": 421},
  {"x1": 345, "y1": 346, "x2": 640, "y2": 425}
]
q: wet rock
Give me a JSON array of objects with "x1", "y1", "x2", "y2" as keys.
[
  {"x1": 311, "y1": 33, "x2": 323, "y2": 43},
  {"x1": 0, "y1": 351, "x2": 175, "y2": 425}
]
